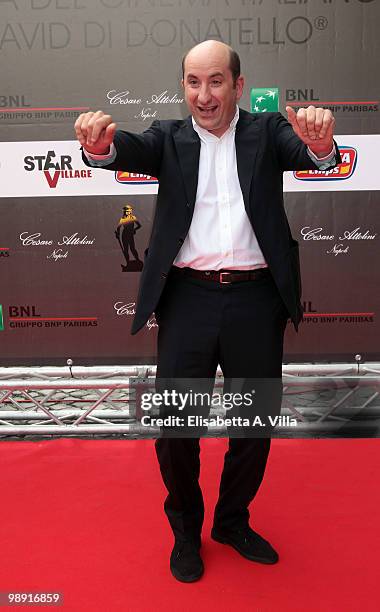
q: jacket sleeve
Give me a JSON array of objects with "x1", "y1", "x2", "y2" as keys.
[
  {"x1": 81, "y1": 120, "x2": 164, "y2": 178},
  {"x1": 270, "y1": 113, "x2": 341, "y2": 172}
]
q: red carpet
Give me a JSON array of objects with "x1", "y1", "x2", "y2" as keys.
[{"x1": 0, "y1": 437, "x2": 379, "y2": 612}]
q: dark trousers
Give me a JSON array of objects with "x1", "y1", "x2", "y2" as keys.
[{"x1": 154, "y1": 269, "x2": 288, "y2": 543}]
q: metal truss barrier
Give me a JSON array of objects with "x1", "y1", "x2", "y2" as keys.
[{"x1": 0, "y1": 362, "x2": 379, "y2": 438}]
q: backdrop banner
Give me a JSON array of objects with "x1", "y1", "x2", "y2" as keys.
[{"x1": 1, "y1": 0, "x2": 379, "y2": 364}]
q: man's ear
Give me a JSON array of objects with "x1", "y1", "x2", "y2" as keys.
[
  {"x1": 236, "y1": 75, "x2": 245, "y2": 100},
  {"x1": 181, "y1": 78, "x2": 184, "y2": 90}
]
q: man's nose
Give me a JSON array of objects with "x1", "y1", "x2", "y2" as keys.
[{"x1": 197, "y1": 85, "x2": 211, "y2": 105}]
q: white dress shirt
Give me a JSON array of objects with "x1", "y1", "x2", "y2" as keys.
[
  {"x1": 84, "y1": 107, "x2": 335, "y2": 271},
  {"x1": 174, "y1": 106, "x2": 266, "y2": 271}
]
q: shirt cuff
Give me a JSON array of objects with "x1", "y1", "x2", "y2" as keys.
[
  {"x1": 83, "y1": 143, "x2": 117, "y2": 166},
  {"x1": 307, "y1": 144, "x2": 336, "y2": 170}
]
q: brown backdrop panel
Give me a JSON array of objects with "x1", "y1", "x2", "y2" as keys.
[
  {"x1": 0, "y1": 0, "x2": 379, "y2": 364},
  {"x1": 0, "y1": 194, "x2": 158, "y2": 365},
  {"x1": 284, "y1": 190, "x2": 379, "y2": 362}
]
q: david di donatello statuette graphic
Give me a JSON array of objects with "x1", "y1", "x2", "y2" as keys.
[
  {"x1": 114, "y1": 204, "x2": 143, "y2": 272},
  {"x1": 74, "y1": 40, "x2": 339, "y2": 584}
]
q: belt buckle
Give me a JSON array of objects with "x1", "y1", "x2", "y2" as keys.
[{"x1": 219, "y1": 271, "x2": 231, "y2": 284}]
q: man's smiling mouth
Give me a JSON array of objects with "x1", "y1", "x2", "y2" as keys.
[{"x1": 198, "y1": 106, "x2": 218, "y2": 115}]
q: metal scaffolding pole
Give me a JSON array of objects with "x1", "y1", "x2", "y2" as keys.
[{"x1": 0, "y1": 363, "x2": 379, "y2": 437}]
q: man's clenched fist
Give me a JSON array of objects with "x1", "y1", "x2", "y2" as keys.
[
  {"x1": 74, "y1": 110, "x2": 117, "y2": 155},
  {"x1": 286, "y1": 105, "x2": 335, "y2": 158}
]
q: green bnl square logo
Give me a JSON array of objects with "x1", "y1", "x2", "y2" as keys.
[
  {"x1": 250, "y1": 88, "x2": 279, "y2": 113},
  {"x1": 0, "y1": 305, "x2": 4, "y2": 331}
]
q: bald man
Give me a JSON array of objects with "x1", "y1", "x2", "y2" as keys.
[{"x1": 76, "y1": 41, "x2": 339, "y2": 583}]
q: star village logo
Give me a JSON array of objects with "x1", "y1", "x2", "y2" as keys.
[{"x1": 23, "y1": 150, "x2": 93, "y2": 188}]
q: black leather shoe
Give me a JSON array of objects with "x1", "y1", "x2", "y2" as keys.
[
  {"x1": 211, "y1": 526, "x2": 279, "y2": 564},
  {"x1": 170, "y1": 540, "x2": 204, "y2": 583}
]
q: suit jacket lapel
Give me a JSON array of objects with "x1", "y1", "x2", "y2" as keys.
[
  {"x1": 173, "y1": 111, "x2": 260, "y2": 214},
  {"x1": 235, "y1": 110, "x2": 260, "y2": 214},
  {"x1": 173, "y1": 117, "x2": 200, "y2": 211}
]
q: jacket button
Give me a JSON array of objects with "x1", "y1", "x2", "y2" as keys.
[
  {"x1": 161, "y1": 272, "x2": 167, "y2": 279},
  {"x1": 178, "y1": 237, "x2": 184, "y2": 245},
  {"x1": 186, "y1": 202, "x2": 191, "y2": 208}
]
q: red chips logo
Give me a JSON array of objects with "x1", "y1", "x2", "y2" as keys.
[
  {"x1": 294, "y1": 147, "x2": 357, "y2": 181},
  {"x1": 115, "y1": 171, "x2": 158, "y2": 184}
]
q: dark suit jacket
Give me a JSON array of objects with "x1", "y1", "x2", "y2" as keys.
[{"x1": 82, "y1": 109, "x2": 340, "y2": 335}]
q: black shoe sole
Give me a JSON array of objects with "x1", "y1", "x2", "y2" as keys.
[
  {"x1": 170, "y1": 565, "x2": 204, "y2": 583},
  {"x1": 211, "y1": 532, "x2": 278, "y2": 564}
]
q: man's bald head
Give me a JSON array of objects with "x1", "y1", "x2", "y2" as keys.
[
  {"x1": 182, "y1": 41, "x2": 241, "y2": 86},
  {"x1": 181, "y1": 39, "x2": 244, "y2": 137}
]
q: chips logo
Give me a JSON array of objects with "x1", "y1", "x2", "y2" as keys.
[
  {"x1": 115, "y1": 171, "x2": 158, "y2": 185},
  {"x1": 294, "y1": 147, "x2": 357, "y2": 181}
]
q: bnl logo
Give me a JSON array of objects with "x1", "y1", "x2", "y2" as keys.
[{"x1": 0, "y1": 305, "x2": 41, "y2": 330}]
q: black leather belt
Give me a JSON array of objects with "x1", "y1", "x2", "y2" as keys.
[{"x1": 171, "y1": 266, "x2": 270, "y2": 284}]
